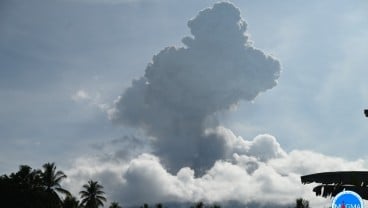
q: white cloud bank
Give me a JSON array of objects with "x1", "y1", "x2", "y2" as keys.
[{"x1": 64, "y1": 127, "x2": 367, "y2": 207}]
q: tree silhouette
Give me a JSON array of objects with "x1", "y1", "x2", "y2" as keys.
[
  {"x1": 40, "y1": 162, "x2": 71, "y2": 207},
  {"x1": 295, "y1": 198, "x2": 309, "y2": 208},
  {"x1": 195, "y1": 202, "x2": 204, "y2": 208},
  {"x1": 10, "y1": 165, "x2": 42, "y2": 190},
  {"x1": 63, "y1": 195, "x2": 81, "y2": 208},
  {"x1": 79, "y1": 180, "x2": 106, "y2": 208},
  {"x1": 301, "y1": 171, "x2": 368, "y2": 199},
  {"x1": 109, "y1": 201, "x2": 122, "y2": 208},
  {"x1": 0, "y1": 165, "x2": 47, "y2": 207},
  {"x1": 189, "y1": 202, "x2": 222, "y2": 208}
]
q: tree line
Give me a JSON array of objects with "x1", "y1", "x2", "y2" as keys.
[
  {"x1": 0, "y1": 162, "x2": 310, "y2": 208},
  {"x1": 0, "y1": 162, "x2": 111, "y2": 208}
]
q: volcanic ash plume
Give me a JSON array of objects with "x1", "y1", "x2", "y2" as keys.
[{"x1": 110, "y1": 2, "x2": 281, "y2": 174}]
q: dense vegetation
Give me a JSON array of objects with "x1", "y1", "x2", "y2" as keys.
[
  {"x1": 0, "y1": 163, "x2": 310, "y2": 208},
  {"x1": 0, "y1": 163, "x2": 109, "y2": 208}
]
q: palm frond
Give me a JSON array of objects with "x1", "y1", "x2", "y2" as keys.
[
  {"x1": 302, "y1": 171, "x2": 368, "y2": 200},
  {"x1": 301, "y1": 171, "x2": 368, "y2": 185},
  {"x1": 56, "y1": 187, "x2": 71, "y2": 196}
]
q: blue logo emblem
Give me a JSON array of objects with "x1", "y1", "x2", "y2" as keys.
[{"x1": 331, "y1": 191, "x2": 364, "y2": 208}]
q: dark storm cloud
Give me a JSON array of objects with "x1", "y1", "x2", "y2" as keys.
[{"x1": 110, "y1": 2, "x2": 281, "y2": 174}]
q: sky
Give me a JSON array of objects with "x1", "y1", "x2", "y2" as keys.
[{"x1": 1, "y1": 0, "x2": 368, "y2": 207}]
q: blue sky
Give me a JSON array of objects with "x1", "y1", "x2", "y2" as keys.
[{"x1": 1, "y1": 0, "x2": 368, "y2": 206}]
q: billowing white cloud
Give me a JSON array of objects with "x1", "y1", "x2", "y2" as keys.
[
  {"x1": 206, "y1": 126, "x2": 287, "y2": 162},
  {"x1": 64, "y1": 127, "x2": 368, "y2": 207}
]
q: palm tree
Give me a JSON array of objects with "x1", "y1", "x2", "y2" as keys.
[
  {"x1": 79, "y1": 180, "x2": 106, "y2": 208},
  {"x1": 40, "y1": 162, "x2": 71, "y2": 207},
  {"x1": 109, "y1": 201, "x2": 122, "y2": 208}
]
